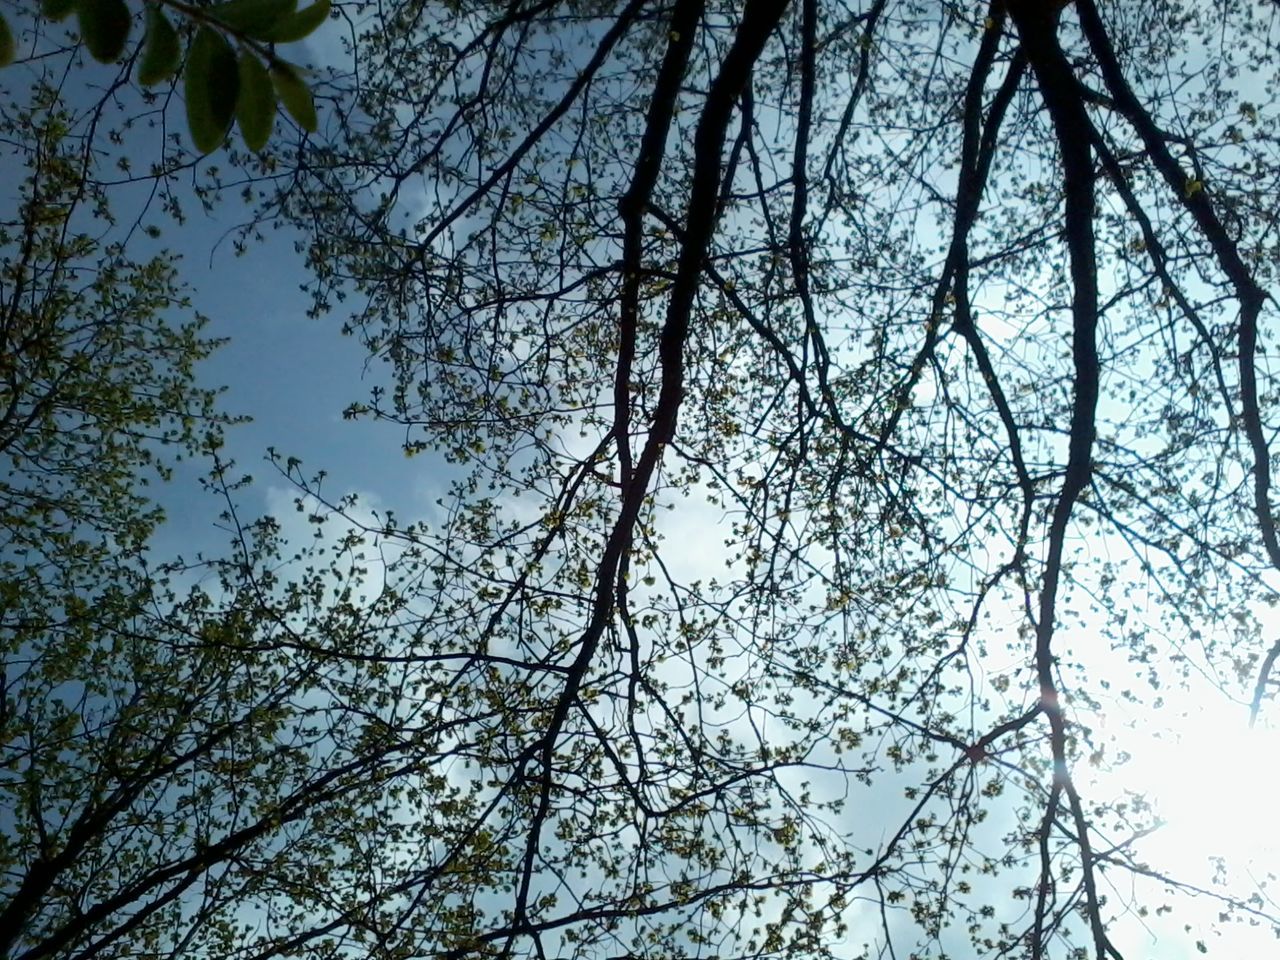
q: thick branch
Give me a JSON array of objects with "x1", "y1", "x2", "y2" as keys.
[
  {"x1": 508, "y1": 0, "x2": 792, "y2": 942},
  {"x1": 1074, "y1": 0, "x2": 1279, "y2": 723},
  {"x1": 1007, "y1": 3, "x2": 1116, "y2": 959}
]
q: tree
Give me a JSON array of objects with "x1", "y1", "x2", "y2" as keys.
[
  {"x1": 270, "y1": 0, "x2": 1280, "y2": 955},
  {"x1": 0, "y1": 39, "x2": 426, "y2": 960},
  {"x1": 6, "y1": 1, "x2": 1280, "y2": 959}
]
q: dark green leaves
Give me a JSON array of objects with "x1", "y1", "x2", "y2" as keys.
[
  {"x1": 0, "y1": 14, "x2": 14, "y2": 67},
  {"x1": 264, "y1": 0, "x2": 329, "y2": 43},
  {"x1": 206, "y1": 0, "x2": 330, "y2": 44},
  {"x1": 10, "y1": 0, "x2": 329, "y2": 152},
  {"x1": 77, "y1": 0, "x2": 132, "y2": 62},
  {"x1": 271, "y1": 61, "x2": 315, "y2": 133},
  {"x1": 206, "y1": 0, "x2": 297, "y2": 39},
  {"x1": 236, "y1": 51, "x2": 275, "y2": 151},
  {"x1": 184, "y1": 27, "x2": 238, "y2": 154},
  {"x1": 40, "y1": 0, "x2": 77, "y2": 22},
  {"x1": 137, "y1": 5, "x2": 179, "y2": 86}
]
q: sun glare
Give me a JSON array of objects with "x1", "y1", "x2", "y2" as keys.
[{"x1": 1120, "y1": 707, "x2": 1278, "y2": 874}]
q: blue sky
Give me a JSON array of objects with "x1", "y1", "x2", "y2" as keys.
[{"x1": 140, "y1": 182, "x2": 444, "y2": 562}]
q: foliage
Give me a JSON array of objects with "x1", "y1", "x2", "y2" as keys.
[
  {"x1": 5, "y1": 1, "x2": 1280, "y2": 960},
  {"x1": 0, "y1": 77, "x2": 424, "y2": 960},
  {"x1": 0, "y1": 86, "x2": 227, "y2": 587},
  {"x1": 0, "y1": 0, "x2": 327, "y2": 152},
  {"x1": 0, "y1": 461, "x2": 450, "y2": 960}
]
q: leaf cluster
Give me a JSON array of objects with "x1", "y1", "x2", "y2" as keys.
[{"x1": 0, "y1": 0, "x2": 327, "y2": 152}]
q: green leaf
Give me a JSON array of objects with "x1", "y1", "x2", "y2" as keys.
[
  {"x1": 77, "y1": 0, "x2": 132, "y2": 62},
  {"x1": 236, "y1": 51, "x2": 275, "y2": 152},
  {"x1": 271, "y1": 61, "x2": 315, "y2": 133},
  {"x1": 137, "y1": 6, "x2": 180, "y2": 86},
  {"x1": 207, "y1": 0, "x2": 297, "y2": 40},
  {"x1": 265, "y1": 0, "x2": 329, "y2": 43},
  {"x1": 185, "y1": 27, "x2": 239, "y2": 154},
  {"x1": 0, "y1": 14, "x2": 14, "y2": 67},
  {"x1": 41, "y1": 0, "x2": 77, "y2": 22}
]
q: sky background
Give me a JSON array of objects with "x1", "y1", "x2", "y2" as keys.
[
  {"x1": 157, "y1": 208, "x2": 1280, "y2": 957},
  {"x1": 31, "y1": 15, "x2": 1278, "y2": 960},
  {"x1": 144, "y1": 195, "x2": 438, "y2": 557}
]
